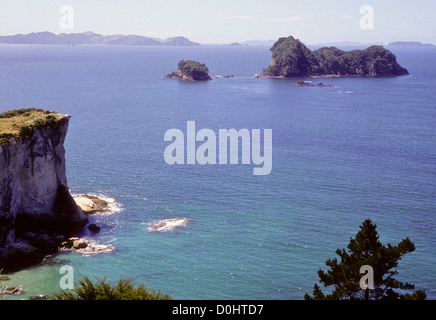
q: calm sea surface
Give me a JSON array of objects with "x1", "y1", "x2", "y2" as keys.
[{"x1": 0, "y1": 44, "x2": 435, "y2": 300}]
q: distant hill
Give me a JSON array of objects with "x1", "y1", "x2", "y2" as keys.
[
  {"x1": 241, "y1": 40, "x2": 276, "y2": 46},
  {"x1": 0, "y1": 31, "x2": 200, "y2": 46},
  {"x1": 311, "y1": 41, "x2": 384, "y2": 48},
  {"x1": 229, "y1": 42, "x2": 244, "y2": 46},
  {"x1": 387, "y1": 41, "x2": 435, "y2": 48}
]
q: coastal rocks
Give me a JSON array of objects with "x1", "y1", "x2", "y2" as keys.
[
  {"x1": 60, "y1": 237, "x2": 114, "y2": 255},
  {"x1": 213, "y1": 75, "x2": 235, "y2": 79},
  {"x1": 73, "y1": 194, "x2": 110, "y2": 214},
  {"x1": 87, "y1": 223, "x2": 101, "y2": 232},
  {"x1": 294, "y1": 81, "x2": 335, "y2": 87},
  {"x1": 165, "y1": 71, "x2": 197, "y2": 81},
  {"x1": 74, "y1": 194, "x2": 111, "y2": 233},
  {"x1": 0, "y1": 241, "x2": 44, "y2": 273},
  {"x1": 165, "y1": 70, "x2": 212, "y2": 81},
  {"x1": 20, "y1": 232, "x2": 65, "y2": 255},
  {"x1": 147, "y1": 218, "x2": 190, "y2": 232},
  {"x1": 0, "y1": 194, "x2": 114, "y2": 271},
  {"x1": 1, "y1": 285, "x2": 25, "y2": 296}
]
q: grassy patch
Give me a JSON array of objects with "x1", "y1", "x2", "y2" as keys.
[{"x1": 0, "y1": 108, "x2": 65, "y2": 145}]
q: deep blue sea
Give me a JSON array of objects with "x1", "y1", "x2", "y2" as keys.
[{"x1": 0, "y1": 44, "x2": 435, "y2": 300}]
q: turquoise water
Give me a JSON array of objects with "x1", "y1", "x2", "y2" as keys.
[{"x1": 0, "y1": 44, "x2": 435, "y2": 300}]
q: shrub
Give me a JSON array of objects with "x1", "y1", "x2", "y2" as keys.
[
  {"x1": 0, "y1": 108, "x2": 44, "y2": 119},
  {"x1": 50, "y1": 276, "x2": 172, "y2": 300},
  {"x1": 0, "y1": 133, "x2": 15, "y2": 145},
  {"x1": 18, "y1": 124, "x2": 36, "y2": 138}
]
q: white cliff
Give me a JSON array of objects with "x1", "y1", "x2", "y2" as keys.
[{"x1": 0, "y1": 113, "x2": 87, "y2": 271}]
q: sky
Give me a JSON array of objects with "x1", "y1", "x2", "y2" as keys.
[{"x1": 0, "y1": 0, "x2": 435, "y2": 44}]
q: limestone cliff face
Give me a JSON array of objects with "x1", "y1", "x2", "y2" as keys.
[{"x1": 0, "y1": 115, "x2": 87, "y2": 246}]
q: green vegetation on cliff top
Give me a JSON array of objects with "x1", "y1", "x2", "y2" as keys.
[
  {"x1": 263, "y1": 36, "x2": 409, "y2": 77},
  {"x1": 0, "y1": 108, "x2": 65, "y2": 145}
]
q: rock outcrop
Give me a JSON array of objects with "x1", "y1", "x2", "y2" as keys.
[
  {"x1": 60, "y1": 237, "x2": 114, "y2": 255},
  {"x1": 73, "y1": 194, "x2": 110, "y2": 214},
  {"x1": 261, "y1": 36, "x2": 409, "y2": 78},
  {"x1": 0, "y1": 112, "x2": 87, "y2": 272},
  {"x1": 294, "y1": 81, "x2": 335, "y2": 87},
  {"x1": 165, "y1": 60, "x2": 212, "y2": 81}
]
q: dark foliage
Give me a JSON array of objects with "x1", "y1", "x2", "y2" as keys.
[
  {"x1": 305, "y1": 219, "x2": 426, "y2": 300},
  {"x1": 178, "y1": 60, "x2": 211, "y2": 80},
  {"x1": 50, "y1": 276, "x2": 172, "y2": 300},
  {"x1": 263, "y1": 36, "x2": 409, "y2": 77}
]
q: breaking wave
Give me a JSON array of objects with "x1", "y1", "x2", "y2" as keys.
[{"x1": 147, "y1": 217, "x2": 190, "y2": 232}]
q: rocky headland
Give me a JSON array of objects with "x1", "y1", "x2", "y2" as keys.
[{"x1": 0, "y1": 108, "x2": 111, "y2": 273}]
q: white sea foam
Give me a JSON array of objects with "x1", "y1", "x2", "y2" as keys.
[
  {"x1": 59, "y1": 238, "x2": 115, "y2": 256},
  {"x1": 147, "y1": 217, "x2": 190, "y2": 232},
  {"x1": 95, "y1": 194, "x2": 123, "y2": 214}
]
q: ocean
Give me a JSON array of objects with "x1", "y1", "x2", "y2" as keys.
[{"x1": 0, "y1": 44, "x2": 435, "y2": 300}]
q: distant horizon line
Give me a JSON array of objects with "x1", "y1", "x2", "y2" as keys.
[{"x1": 0, "y1": 30, "x2": 434, "y2": 47}]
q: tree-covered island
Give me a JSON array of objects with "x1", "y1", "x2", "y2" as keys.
[
  {"x1": 260, "y1": 36, "x2": 409, "y2": 78},
  {"x1": 165, "y1": 60, "x2": 212, "y2": 81}
]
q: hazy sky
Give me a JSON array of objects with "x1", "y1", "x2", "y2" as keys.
[{"x1": 1, "y1": 0, "x2": 435, "y2": 44}]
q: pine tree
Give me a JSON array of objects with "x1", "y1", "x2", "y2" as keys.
[{"x1": 305, "y1": 219, "x2": 426, "y2": 300}]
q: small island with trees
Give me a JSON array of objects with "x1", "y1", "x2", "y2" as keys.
[
  {"x1": 259, "y1": 36, "x2": 409, "y2": 78},
  {"x1": 165, "y1": 60, "x2": 212, "y2": 81}
]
